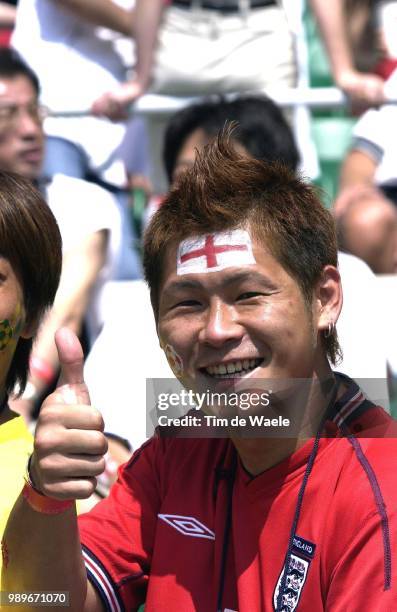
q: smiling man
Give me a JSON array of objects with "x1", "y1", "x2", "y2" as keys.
[{"x1": 3, "y1": 132, "x2": 397, "y2": 611}]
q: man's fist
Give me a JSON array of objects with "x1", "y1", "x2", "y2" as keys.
[
  {"x1": 91, "y1": 80, "x2": 144, "y2": 121},
  {"x1": 30, "y1": 328, "x2": 108, "y2": 500},
  {"x1": 336, "y1": 69, "x2": 386, "y2": 110}
]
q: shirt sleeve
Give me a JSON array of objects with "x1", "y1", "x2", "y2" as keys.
[
  {"x1": 325, "y1": 509, "x2": 397, "y2": 610},
  {"x1": 350, "y1": 108, "x2": 385, "y2": 163},
  {"x1": 350, "y1": 136, "x2": 383, "y2": 165},
  {"x1": 78, "y1": 437, "x2": 164, "y2": 611}
]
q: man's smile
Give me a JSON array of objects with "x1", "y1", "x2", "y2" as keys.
[{"x1": 200, "y1": 357, "x2": 264, "y2": 379}]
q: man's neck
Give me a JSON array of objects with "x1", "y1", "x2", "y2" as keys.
[
  {"x1": 232, "y1": 436, "x2": 309, "y2": 476},
  {"x1": 232, "y1": 367, "x2": 340, "y2": 476}
]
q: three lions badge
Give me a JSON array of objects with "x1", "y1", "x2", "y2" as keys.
[{"x1": 273, "y1": 536, "x2": 316, "y2": 611}]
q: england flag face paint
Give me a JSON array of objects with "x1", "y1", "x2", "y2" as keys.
[
  {"x1": 163, "y1": 343, "x2": 184, "y2": 377},
  {"x1": 177, "y1": 230, "x2": 256, "y2": 275}
]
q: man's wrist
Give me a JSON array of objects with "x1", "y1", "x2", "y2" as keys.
[
  {"x1": 22, "y1": 482, "x2": 75, "y2": 515},
  {"x1": 133, "y1": 72, "x2": 151, "y2": 94},
  {"x1": 24, "y1": 454, "x2": 75, "y2": 515},
  {"x1": 334, "y1": 66, "x2": 358, "y2": 87},
  {"x1": 25, "y1": 454, "x2": 43, "y2": 493}
]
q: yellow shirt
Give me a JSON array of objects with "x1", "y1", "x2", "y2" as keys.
[{"x1": 0, "y1": 416, "x2": 33, "y2": 570}]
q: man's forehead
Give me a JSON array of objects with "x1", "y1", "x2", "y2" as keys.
[
  {"x1": 0, "y1": 76, "x2": 35, "y2": 98},
  {"x1": 158, "y1": 228, "x2": 299, "y2": 302},
  {"x1": 0, "y1": 81, "x2": 15, "y2": 100},
  {"x1": 176, "y1": 229, "x2": 256, "y2": 276}
]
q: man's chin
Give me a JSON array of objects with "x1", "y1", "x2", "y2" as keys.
[
  {"x1": 24, "y1": 168, "x2": 41, "y2": 181},
  {"x1": 16, "y1": 161, "x2": 42, "y2": 181}
]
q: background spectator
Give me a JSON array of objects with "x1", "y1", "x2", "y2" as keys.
[
  {"x1": 11, "y1": 0, "x2": 141, "y2": 280},
  {"x1": 338, "y1": 68, "x2": 397, "y2": 204},
  {"x1": 334, "y1": 66, "x2": 397, "y2": 275},
  {"x1": 0, "y1": 49, "x2": 121, "y2": 425},
  {"x1": 336, "y1": 186, "x2": 397, "y2": 274}
]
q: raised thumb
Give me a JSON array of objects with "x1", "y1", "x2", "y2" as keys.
[{"x1": 55, "y1": 327, "x2": 90, "y2": 405}]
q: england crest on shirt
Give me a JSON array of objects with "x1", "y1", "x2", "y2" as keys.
[{"x1": 273, "y1": 536, "x2": 316, "y2": 611}]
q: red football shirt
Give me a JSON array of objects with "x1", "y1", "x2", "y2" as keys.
[{"x1": 79, "y1": 377, "x2": 397, "y2": 611}]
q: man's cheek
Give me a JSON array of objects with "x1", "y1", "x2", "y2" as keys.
[
  {"x1": 165, "y1": 343, "x2": 184, "y2": 377},
  {"x1": 159, "y1": 335, "x2": 185, "y2": 378}
]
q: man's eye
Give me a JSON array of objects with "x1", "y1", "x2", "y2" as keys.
[
  {"x1": 173, "y1": 300, "x2": 201, "y2": 308},
  {"x1": 236, "y1": 292, "x2": 263, "y2": 301},
  {"x1": 0, "y1": 106, "x2": 15, "y2": 120}
]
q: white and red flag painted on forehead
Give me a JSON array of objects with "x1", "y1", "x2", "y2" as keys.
[{"x1": 177, "y1": 230, "x2": 256, "y2": 275}]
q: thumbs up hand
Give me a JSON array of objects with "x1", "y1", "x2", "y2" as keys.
[{"x1": 30, "y1": 328, "x2": 108, "y2": 500}]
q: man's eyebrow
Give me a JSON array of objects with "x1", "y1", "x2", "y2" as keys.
[
  {"x1": 162, "y1": 271, "x2": 279, "y2": 296},
  {"x1": 162, "y1": 279, "x2": 202, "y2": 296},
  {"x1": 221, "y1": 270, "x2": 279, "y2": 290}
]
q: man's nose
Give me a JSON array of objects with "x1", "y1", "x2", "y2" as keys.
[
  {"x1": 199, "y1": 300, "x2": 243, "y2": 347},
  {"x1": 18, "y1": 109, "x2": 42, "y2": 137}
]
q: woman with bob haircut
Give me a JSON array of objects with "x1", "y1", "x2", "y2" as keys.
[{"x1": 0, "y1": 170, "x2": 62, "y2": 561}]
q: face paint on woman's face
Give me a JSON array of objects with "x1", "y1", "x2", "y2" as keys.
[{"x1": 0, "y1": 303, "x2": 24, "y2": 352}]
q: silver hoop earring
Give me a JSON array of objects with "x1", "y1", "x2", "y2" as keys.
[{"x1": 324, "y1": 321, "x2": 334, "y2": 338}]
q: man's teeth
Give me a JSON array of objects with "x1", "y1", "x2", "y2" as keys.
[{"x1": 205, "y1": 359, "x2": 262, "y2": 377}]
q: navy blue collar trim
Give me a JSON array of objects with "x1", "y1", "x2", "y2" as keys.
[{"x1": 328, "y1": 372, "x2": 377, "y2": 428}]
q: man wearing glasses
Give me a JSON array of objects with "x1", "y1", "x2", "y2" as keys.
[{"x1": 0, "y1": 49, "x2": 123, "y2": 437}]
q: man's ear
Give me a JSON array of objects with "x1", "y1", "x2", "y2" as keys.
[{"x1": 315, "y1": 265, "x2": 343, "y2": 331}]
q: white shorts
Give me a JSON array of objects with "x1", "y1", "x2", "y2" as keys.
[{"x1": 151, "y1": 2, "x2": 296, "y2": 95}]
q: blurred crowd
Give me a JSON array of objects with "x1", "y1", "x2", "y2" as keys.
[{"x1": 1, "y1": 0, "x2": 397, "y2": 493}]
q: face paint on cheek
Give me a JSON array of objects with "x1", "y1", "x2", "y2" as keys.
[
  {"x1": 0, "y1": 303, "x2": 25, "y2": 352},
  {"x1": 177, "y1": 229, "x2": 256, "y2": 275},
  {"x1": 0, "y1": 319, "x2": 14, "y2": 351},
  {"x1": 163, "y1": 343, "x2": 184, "y2": 377}
]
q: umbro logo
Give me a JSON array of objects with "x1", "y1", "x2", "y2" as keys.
[{"x1": 158, "y1": 514, "x2": 215, "y2": 540}]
